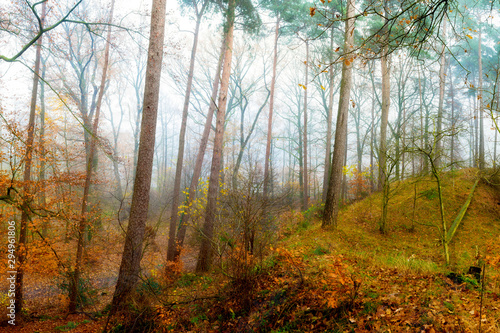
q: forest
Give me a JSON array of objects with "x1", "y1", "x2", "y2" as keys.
[{"x1": 1, "y1": 0, "x2": 500, "y2": 331}]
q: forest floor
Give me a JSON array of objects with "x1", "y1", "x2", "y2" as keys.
[{"x1": 2, "y1": 168, "x2": 500, "y2": 332}]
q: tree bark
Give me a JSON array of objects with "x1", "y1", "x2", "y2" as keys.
[
  {"x1": 15, "y1": 0, "x2": 46, "y2": 314},
  {"x1": 111, "y1": 0, "x2": 167, "y2": 308},
  {"x1": 196, "y1": 0, "x2": 235, "y2": 272},
  {"x1": 322, "y1": 0, "x2": 355, "y2": 228}
]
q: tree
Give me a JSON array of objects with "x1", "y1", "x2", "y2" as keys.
[
  {"x1": 166, "y1": 0, "x2": 210, "y2": 264},
  {"x1": 322, "y1": 0, "x2": 356, "y2": 228},
  {"x1": 263, "y1": 8, "x2": 280, "y2": 201},
  {"x1": 378, "y1": 0, "x2": 391, "y2": 192},
  {"x1": 230, "y1": 41, "x2": 271, "y2": 190},
  {"x1": 171, "y1": 38, "x2": 227, "y2": 264},
  {"x1": 435, "y1": 19, "x2": 447, "y2": 169},
  {"x1": 195, "y1": 0, "x2": 261, "y2": 272},
  {"x1": 111, "y1": 0, "x2": 167, "y2": 309},
  {"x1": 196, "y1": 0, "x2": 237, "y2": 273},
  {"x1": 15, "y1": 0, "x2": 46, "y2": 314},
  {"x1": 69, "y1": 0, "x2": 115, "y2": 313}
]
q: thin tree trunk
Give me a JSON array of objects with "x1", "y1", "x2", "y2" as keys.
[
  {"x1": 166, "y1": 2, "x2": 207, "y2": 263},
  {"x1": 435, "y1": 19, "x2": 446, "y2": 168},
  {"x1": 450, "y1": 77, "x2": 455, "y2": 170},
  {"x1": 15, "y1": 1, "x2": 46, "y2": 314},
  {"x1": 370, "y1": 80, "x2": 375, "y2": 192},
  {"x1": 232, "y1": 91, "x2": 270, "y2": 189},
  {"x1": 39, "y1": 58, "x2": 48, "y2": 237},
  {"x1": 322, "y1": 0, "x2": 355, "y2": 228},
  {"x1": 418, "y1": 66, "x2": 426, "y2": 173},
  {"x1": 478, "y1": 26, "x2": 485, "y2": 169},
  {"x1": 70, "y1": 0, "x2": 114, "y2": 313},
  {"x1": 172, "y1": 37, "x2": 226, "y2": 263},
  {"x1": 111, "y1": 0, "x2": 167, "y2": 309},
  {"x1": 322, "y1": 29, "x2": 335, "y2": 202},
  {"x1": 378, "y1": 1, "x2": 390, "y2": 191},
  {"x1": 302, "y1": 40, "x2": 309, "y2": 211},
  {"x1": 196, "y1": 0, "x2": 235, "y2": 272},
  {"x1": 110, "y1": 95, "x2": 125, "y2": 200},
  {"x1": 264, "y1": 14, "x2": 280, "y2": 200}
]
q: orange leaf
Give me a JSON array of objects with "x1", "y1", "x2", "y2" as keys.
[{"x1": 310, "y1": 7, "x2": 316, "y2": 16}]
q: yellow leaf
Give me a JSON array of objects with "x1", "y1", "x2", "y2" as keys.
[
  {"x1": 321, "y1": 85, "x2": 325, "y2": 91},
  {"x1": 466, "y1": 34, "x2": 473, "y2": 39}
]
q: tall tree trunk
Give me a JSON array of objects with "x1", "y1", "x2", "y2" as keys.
[
  {"x1": 435, "y1": 19, "x2": 446, "y2": 169},
  {"x1": 418, "y1": 66, "x2": 427, "y2": 173},
  {"x1": 111, "y1": 0, "x2": 167, "y2": 309},
  {"x1": 196, "y1": 0, "x2": 235, "y2": 272},
  {"x1": 172, "y1": 36, "x2": 226, "y2": 263},
  {"x1": 15, "y1": 1, "x2": 46, "y2": 314},
  {"x1": 450, "y1": 77, "x2": 455, "y2": 169},
  {"x1": 478, "y1": 26, "x2": 485, "y2": 169},
  {"x1": 109, "y1": 95, "x2": 125, "y2": 201},
  {"x1": 322, "y1": 0, "x2": 355, "y2": 228},
  {"x1": 474, "y1": 94, "x2": 478, "y2": 167},
  {"x1": 322, "y1": 29, "x2": 335, "y2": 202},
  {"x1": 370, "y1": 80, "x2": 375, "y2": 191},
  {"x1": 39, "y1": 58, "x2": 48, "y2": 237},
  {"x1": 166, "y1": 2, "x2": 207, "y2": 263},
  {"x1": 70, "y1": 0, "x2": 114, "y2": 313},
  {"x1": 298, "y1": 104, "x2": 304, "y2": 205},
  {"x1": 264, "y1": 14, "x2": 280, "y2": 200},
  {"x1": 378, "y1": 0, "x2": 390, "y2": 191},
  {"x1": 302, "y1": 40, "x2": 309, "y2": 211}
]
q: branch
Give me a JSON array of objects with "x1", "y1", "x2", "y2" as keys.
[{"x1": 1, "y1": 0, "x2": 84, "y2": 62}]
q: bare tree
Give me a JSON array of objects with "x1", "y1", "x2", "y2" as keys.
[
  {"x1": 69, "y1": 0, "x2": 114, "y2": 313},
  {"x1": 15, "y1": 0, "x2": 46, "y2": 315}
]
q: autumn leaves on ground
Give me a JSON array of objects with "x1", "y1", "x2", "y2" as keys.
[{"x1": 0, "y1": 168, "x2": 499, "y2": 332}]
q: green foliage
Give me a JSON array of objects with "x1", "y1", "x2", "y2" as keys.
[
  {"x1": 58, "y1": 272, "x2": 96, "y2": 309},
  {"x1": 443, "y1": 301, "x2": 454, "y2": 312},
  {"x1": 136, "y1": 276, "x2": 162, "y2": 296},
  {"x1": 312, "y1": 245, "x2": 330, "y2": 256},
  {"x1": 421, "y1": 188, "x2": 438, "y2": 200},
  {"x1": 54, "y1": 321, "x2": 80, "y2": 332},
  {"x1": 303, "y1": 203, "x2": 324, "y2": 221},
  {"x1": 175, "y1": 272, "x2": 213, "y2": 289}
]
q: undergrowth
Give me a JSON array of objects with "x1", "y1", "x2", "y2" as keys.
[{"x1": 106, "y1": 169, "x2": 500, "y2": 332}]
